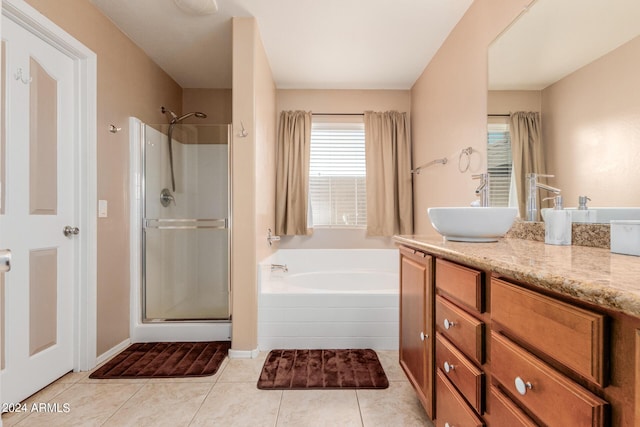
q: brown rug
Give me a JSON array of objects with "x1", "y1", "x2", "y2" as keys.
[
  {"x1": 257, "y1": 349, "x2": 389, "y2": 390},
  {"x1": 89, "y1": 341, "x2": 230, "y2": 379}
]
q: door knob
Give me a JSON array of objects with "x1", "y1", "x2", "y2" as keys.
[
  {"x1": 0, "y1": 249, "x2": 11, "y2": 272},
  {"x1": 63, "y1": 226, "x2": 80, "y2": 237}
]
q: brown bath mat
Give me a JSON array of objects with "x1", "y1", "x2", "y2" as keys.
[
  {"x1": 89, "y1": 341, "x2": 230, "y2": 379},
  {"x1": 257, "y1": 349, "x2": 389, "y2": 390}
]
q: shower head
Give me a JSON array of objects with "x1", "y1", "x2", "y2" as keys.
[
  {"x1": 171, "y1": 111, "x2": 207, "y2": 124},
  {"x1": 161, "y1": 106, "x2": 207, "y2": 124}
]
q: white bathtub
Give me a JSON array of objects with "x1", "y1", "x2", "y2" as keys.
[{"x1": 258, "y1": 249, "x2": 399, "y2": 350}]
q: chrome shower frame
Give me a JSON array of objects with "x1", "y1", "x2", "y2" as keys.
[{"x1": 139, "y1": 122, "x2": 233, "y2": 323}]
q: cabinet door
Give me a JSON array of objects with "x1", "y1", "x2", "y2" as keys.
[{"x1": 399, "y1": 246, "x2": 434, "y2": 418}]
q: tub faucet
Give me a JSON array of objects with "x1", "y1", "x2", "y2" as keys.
[
  {"x1": 472, "y1": 173, "x2": 490, "y2": 207},
  {"x1": 271, "y1": 264, "x2": 288, "y2": 273},
  {"x1": 526, "y1": 173, "x2": 561, "y2": 221}
]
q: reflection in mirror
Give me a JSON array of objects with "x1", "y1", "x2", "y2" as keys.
[{"x1": 487, "y1": 0, "x2": 640, "y2": 222}]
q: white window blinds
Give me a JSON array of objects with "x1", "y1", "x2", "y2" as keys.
[
  {"x1": 309, "y1": 121, "x2": 366, "y2": 227},
  {"x1": 487, "y1": 120, "x2": 512, "y2": 207}
]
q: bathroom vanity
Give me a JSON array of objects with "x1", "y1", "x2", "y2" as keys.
[{"x1": 395, "y1": 236, "x2": 640, "y2": 426}]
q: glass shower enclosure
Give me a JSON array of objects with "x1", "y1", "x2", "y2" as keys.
[{"x1": 141, "y1": 122, "x2": 231, "y2": 321}]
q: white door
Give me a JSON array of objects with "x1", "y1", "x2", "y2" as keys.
[{"x1": 0, "y1": 14, "x2": 77, "y2": 403}]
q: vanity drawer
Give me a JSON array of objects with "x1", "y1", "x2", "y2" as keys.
[
  {"x1": 435, "y1": 369, "x2": 484, "y2": 427},
  {"x1": 489, "y1": 386, "x2": 537, "y2": 427},
  {"x1": 436, "y1": 258, "x2": 484, "y2": 312},
  {"x1": 491, "y1": 333, "x2": 608, "y2": 427},
  {"x1": 491, "y1": 278, "x2": 606, "y2": 386},
  {"x1": 436, "y1": 333, "x2": 484, "y2": 413},
  {"x1": 436, "y1": 295, "x2": 484, "y2": 364}
]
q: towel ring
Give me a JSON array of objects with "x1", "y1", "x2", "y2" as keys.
[{"x1": 458, "y1": 147, "x2": 473, "y2": 173}]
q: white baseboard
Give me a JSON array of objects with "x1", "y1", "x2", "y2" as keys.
[
  {"x1": 228, "y1": 348, "x2": 260, "y2": 359},
  {"x1": 95, "y1": 338, "x2": 131, "y2": 367}
]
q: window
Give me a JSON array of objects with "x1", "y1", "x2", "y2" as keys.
[
  {"x1": 487, "y1": 120, "x2": 513, "y2": 207},
  {"x1": 309, "y1": 121, "x2": 366, "y2": 227}
]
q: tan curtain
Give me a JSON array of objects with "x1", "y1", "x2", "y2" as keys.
[
  {"x1": 510, "y1": 111, "x2": 546, "y2": 220},
  {"x1": 275, "y1": 111, "x2": 312, "y2": 235},
  {"x1": 364, "y1": 111, "x2": 413, "y2": 236}
]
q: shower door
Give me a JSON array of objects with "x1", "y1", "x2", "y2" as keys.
[{"x1": 142, "y1": 123, "x2": 231, "y2": 321}]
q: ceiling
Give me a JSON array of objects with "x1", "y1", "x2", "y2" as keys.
[{"x1": 90, "y1": 0, "x2": 474, "y2": 90}]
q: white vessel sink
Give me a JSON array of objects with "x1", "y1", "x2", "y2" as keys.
[
  {"x1": 541, "y1": 207, "x2": 640, "y2": 224},
  {"x1": 428, "y1": 207, "x2": 518, "y2": 242}
]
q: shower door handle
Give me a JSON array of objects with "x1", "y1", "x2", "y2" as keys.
[
  {"x1": 63, "y1": 226, "x2": 80, "y2": 237},
  {"x1": 0, "y1": 249, "x2": 11, "y2": 273}
]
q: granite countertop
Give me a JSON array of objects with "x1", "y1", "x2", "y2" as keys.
[{"x1": 394, "y1": 235, "x2": 640, "y2": 318}]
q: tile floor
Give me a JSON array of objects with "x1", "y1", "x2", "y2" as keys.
[{"x1": 2, "y1": 351, "x2": 433, "y2": 426}]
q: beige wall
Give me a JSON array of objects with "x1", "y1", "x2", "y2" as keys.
[
  {"x1": 487, "y1": 90, "x2": 541, "y2": 115},
  {"x1": 542, "y1": 35, "x2": 640, "y2": 207},
  {"x1": 411, "y1": 0, "x2": 533, "y2": 236},
  {"x1": 276, "y1": 89, "x2": 410, "y2": 249},
  {"x1": 182, "y1": 89, "x2": 232, "y2": 125},
  {"x1": 254, "y1": 30, "x2": 277, "y2": 263},
  {"x1": 24, "y1": 0, "x2": 183, "y2": 356},
  {"x1": 277, "y1": 89, "x2": 410, "y2": 114},
  {"x1": 231, "y1": 18, "x2": 276, "y2": 352}
]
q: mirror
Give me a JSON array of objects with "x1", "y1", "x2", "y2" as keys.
[{"x1": 487, "y1": 0, "x2": 640, "y2": 221}]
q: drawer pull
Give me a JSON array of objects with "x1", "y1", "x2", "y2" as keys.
[
  {"x1": 443, "y1": 318, "x2": 456, "y2": 330},
  {"x1": 443, "y1": 361, "x2": 455, "y2": 373},
  {"x1": 444, "y1": 423, "x2": 454, "y2": 427},
  {"x1": 420, "y1": 331, "x2": 428, "y2": 341},
  {"x1": 515, "y1": 376, "x2": 533, "y2": 395}
]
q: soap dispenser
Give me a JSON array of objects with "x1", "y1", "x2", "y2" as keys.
[
  {"x1": 573, "y1": 195, "x2": 596, "y2": 223},
  {"x1": 544, "y1": 195, "x2": 572, "y2": 245}
]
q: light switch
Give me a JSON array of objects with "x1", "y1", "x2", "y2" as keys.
[{"x1": 98, "y1": 199, "x2": 108, "y2": 218}]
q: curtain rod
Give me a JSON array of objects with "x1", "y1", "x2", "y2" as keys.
[
  {"x1": 488, "y1": 114, "x2": 510, "y2": 117},
  {"x1": 312, "y1": 113, "x2": 364, "y2": 116}
]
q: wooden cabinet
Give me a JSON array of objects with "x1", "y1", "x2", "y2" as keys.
[
  {"x1": 435, "y1": 296, "x2": 484, "y2": 365},
  {"x1": 436, "y1": 370, "x2": 485, "y2": 427},
  {"x1": 492, "y1": 332, "x2": 608, "y2": 427},
  {"x1": 436, "y1": 333, "x2": 484, "y2": 413},
  {"x1": 433, "y1": 259, "x2": 487, "y2": 425},
  {"x1": 492, "y1": 278, "x2": 606, "y2": 386},
  {"x1": 436, "y1": 258, "x2": 484, "y2": 312},
  {"x1": 398, "y1": 243, "x2": 639, "y2": 426},
  {"x1": 399, "y1": 246, "x2": 434, "y2": 418},
  {"x1": 489, "y1": 386, "x2": 537, "y2": 427}
]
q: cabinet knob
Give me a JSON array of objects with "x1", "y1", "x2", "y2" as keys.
[
  {"x1": 444, "y1": 361, "x2": 455, "y2": 373},
  {"x1": 419, "y1": 332, "x2": 428, "y2": 341},
  {"x1": 514, "y1": 376, "x2": 533, "y2": 395},
  {"x1": 444, "y1": 423, "x2": 454, "y2": 427},
  {"x1": 443, "y1": 318, "x2": 456, "y2": 330}
]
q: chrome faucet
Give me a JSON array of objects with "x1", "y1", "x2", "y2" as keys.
[
  {"x1": 270, "y1": 264, "x2": 288, "y2": 273},
  {"x1": 267, "y1": 228, "x2": 281, "y2": 247},
  {"x1": 526, "y1": 173, "x2": 561, "y2": 221},
  {"x1": 472, "y1": 173, "x2": 490, "y2": 207}
]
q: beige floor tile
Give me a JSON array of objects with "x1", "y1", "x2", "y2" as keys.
[
  {"x1": 78, "y1": 376, "x2": 150, "y2": 385},
  {"x1": 14, "y1": 383, "x2": 143, "y2": 427},
  {"x1": 277, "y1": 390, "x2": 362, "y2": 427},
  {"x1": 102, "y1": 382, "x2": 212, "y2": 427},
  {"x1": 190, "y1": 382, "x2": 281, "y2": 427},
  {"x1": 375, "y1": 350, "x2": 406, "y2": 382},
  {"x1": 357, "y1": 381, "x2": 432, "y2": 427},
  {"x1": 1, "y1": 382, "x2": 73, "y2": 426},
  {"x1": 52, "y1": 371, "x2": 90, "y2": 385},
  {"x1": 216, "y1": 352, "x2": 267, "y2": 383}
]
